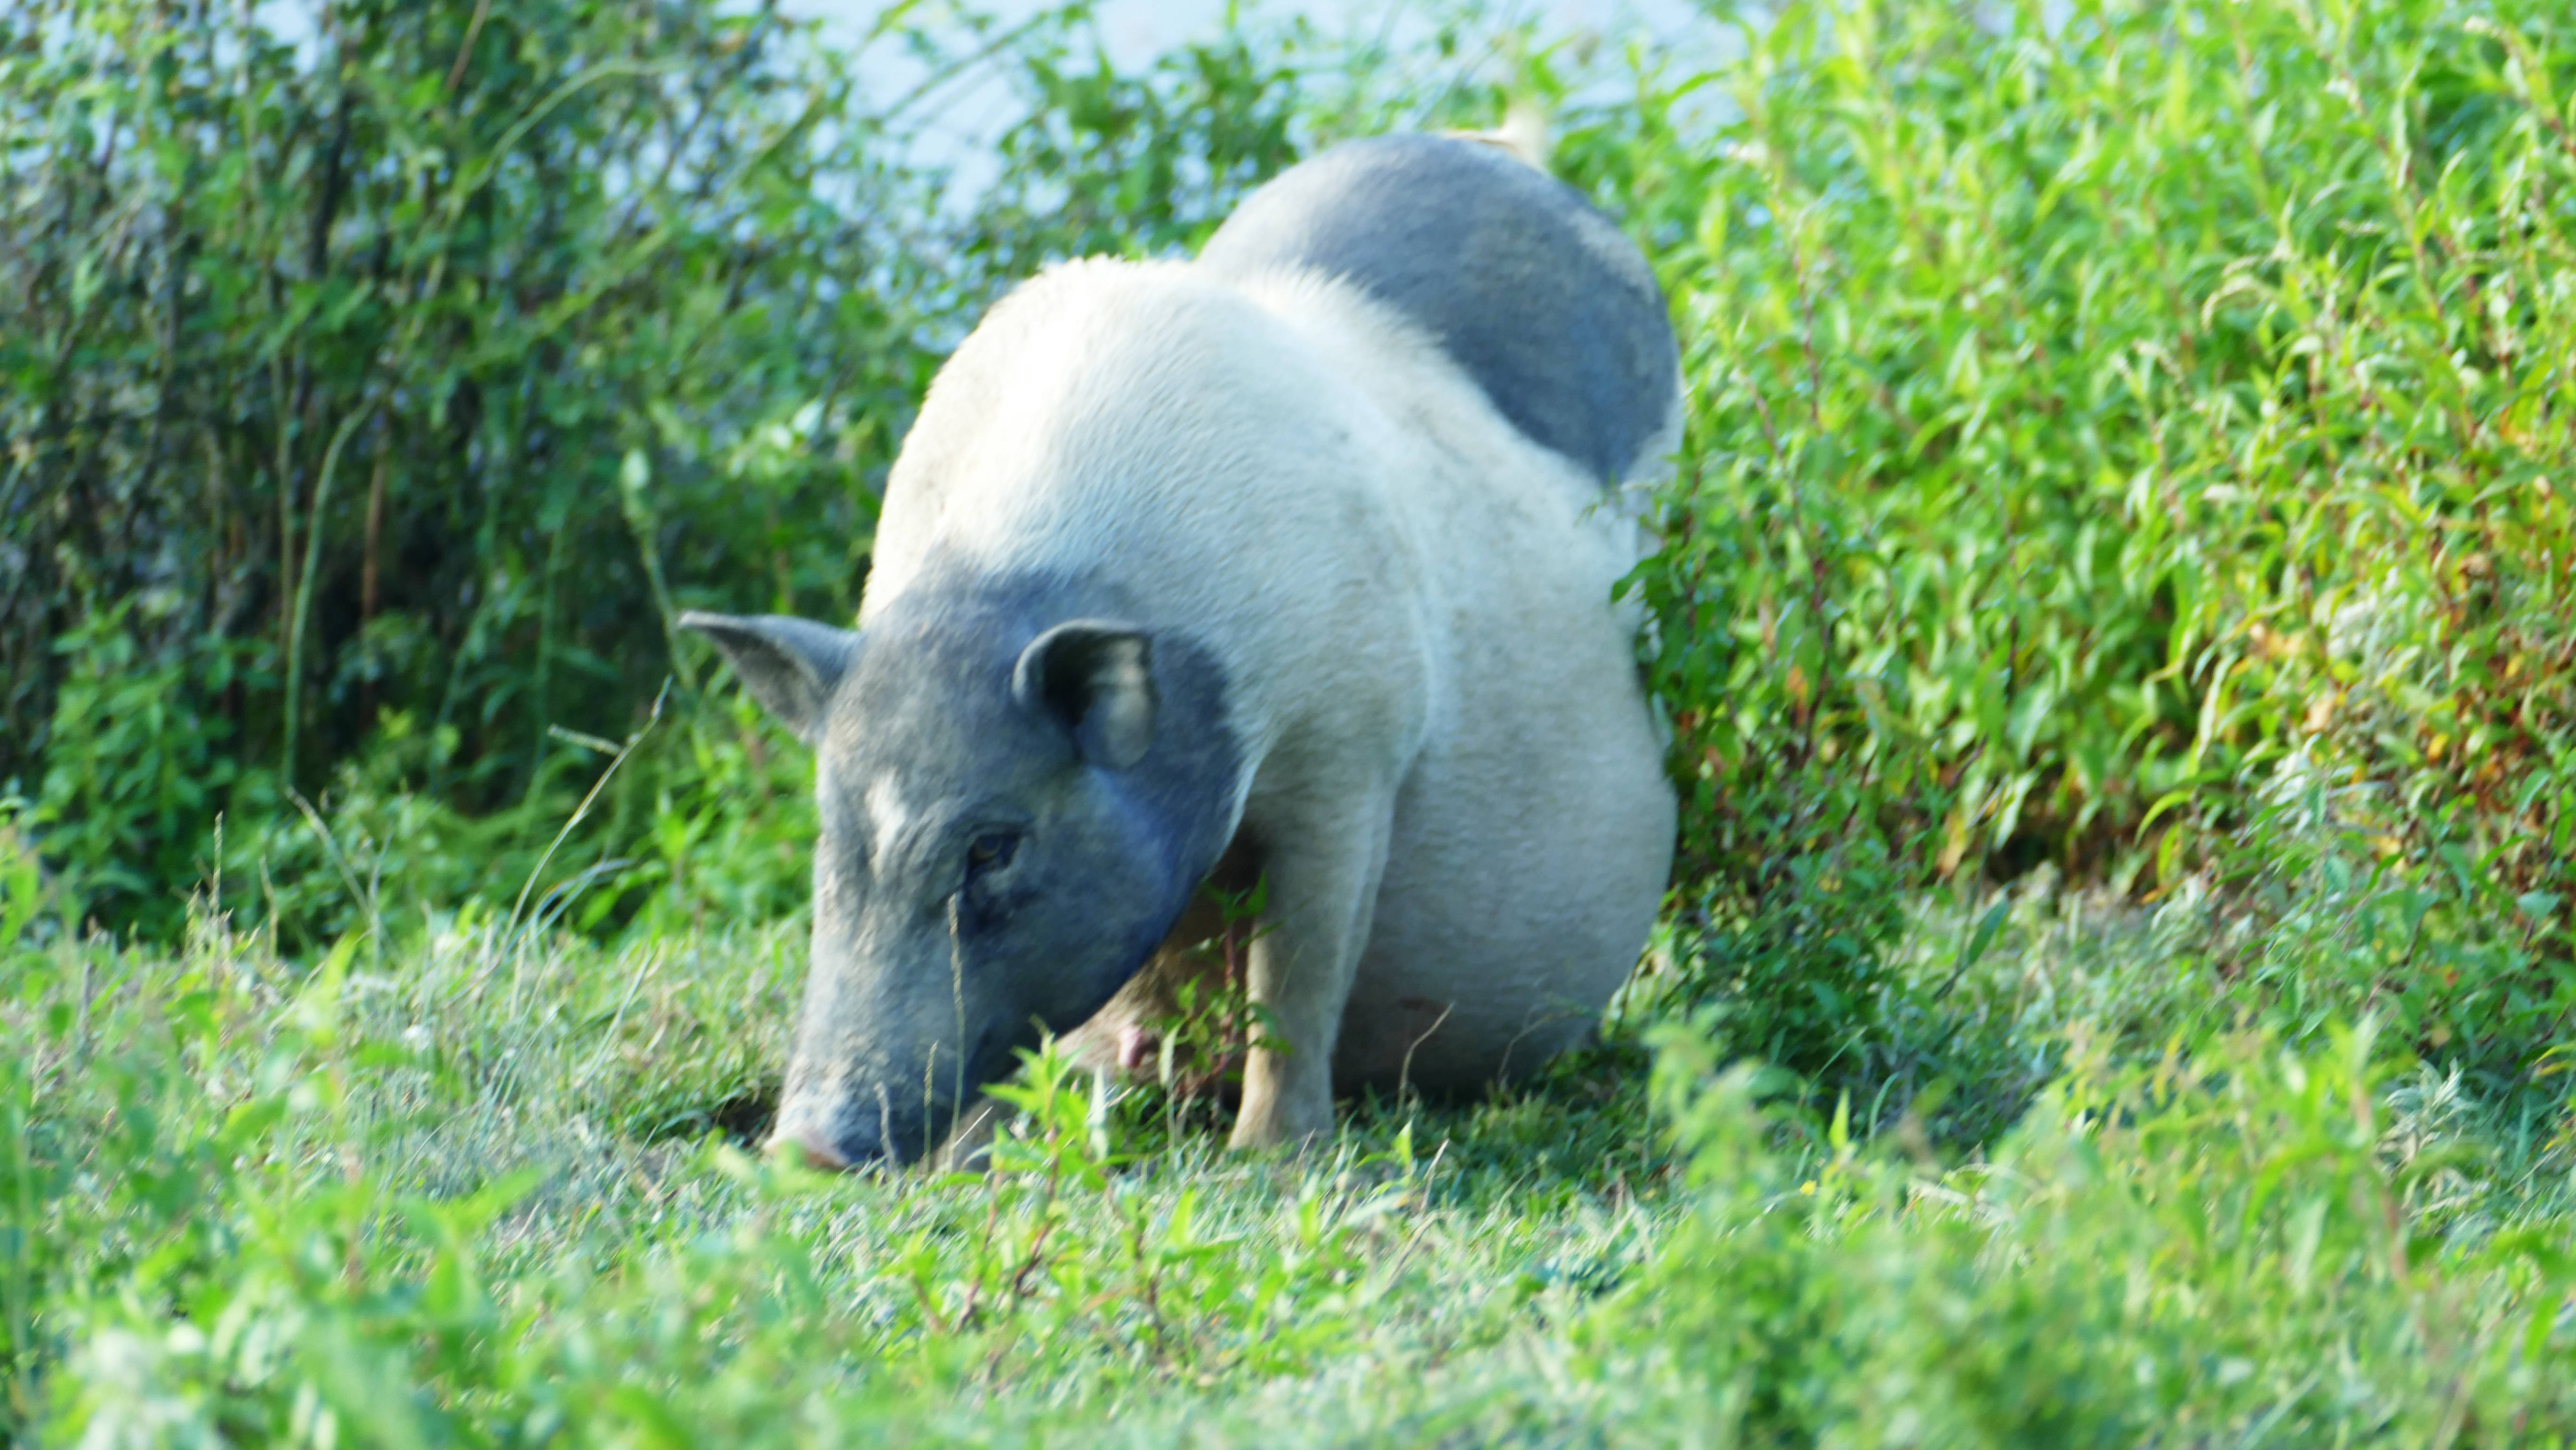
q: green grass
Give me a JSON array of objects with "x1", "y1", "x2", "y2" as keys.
[
  {"x1": 2, "y1": 896, "x2": 1662, "y2": 1443},
  {"x1": 7, "y1": 856, "x2": 2573, "y2": 1444}
]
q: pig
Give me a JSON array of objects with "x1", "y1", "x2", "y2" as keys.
[{"x1": 681, "y1": 132, "x2": 1679, "y2": 1168}]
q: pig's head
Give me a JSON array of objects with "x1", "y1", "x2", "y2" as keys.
[{"x1": 680, "y1": 588, "x2": 1239, "y2": 1167}]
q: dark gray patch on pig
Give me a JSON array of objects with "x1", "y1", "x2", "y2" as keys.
[
  {"x1": 1197, "y1": 133, "x2": 1679, "y2": 484},
  {"x1": 692, "y1": 567, "x2": 1242, "y2": 1164},
  {"x1": 831, "y1": 568, "x2": 1240, "y2": 938}
]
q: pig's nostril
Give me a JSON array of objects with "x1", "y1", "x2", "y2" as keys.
[{"x1": 772, "y1": 1128, "x2": 854, "y2": 1173}]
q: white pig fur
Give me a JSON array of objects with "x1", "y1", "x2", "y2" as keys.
[
  {"x1": 682, "y1": 135, "x2": 1682, "y2": 1165},
  {"x1": 862, "y1": 232, "x2": 1677, "y2": 1151}
]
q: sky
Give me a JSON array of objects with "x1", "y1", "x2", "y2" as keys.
[
  {"x1": 781, "y1": 0, "x2": 1712, "y2": 70},
  {"x1": 252, "y1": 0, "x2": 1730, "y2": 194},
  {"x1": 782, "y1": 0, "x2": 1726, "y2": 188}
]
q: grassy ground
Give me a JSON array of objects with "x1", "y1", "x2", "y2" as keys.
[{"x1": 8, "y1": 865, "x2": 2571, "y2": 1444}]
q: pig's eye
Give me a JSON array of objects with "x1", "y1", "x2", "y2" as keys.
[{"x1": 965, "y1": 830, "x2": 1021, "y2": 878}]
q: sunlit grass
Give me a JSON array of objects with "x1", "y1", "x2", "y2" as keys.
[{"x1": 8, "y1": 864, "x2": 2572, "y2": 1443}]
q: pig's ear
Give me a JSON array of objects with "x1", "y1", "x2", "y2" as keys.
[
  {"x1": 679, "y1": 612, "x2": 860, "y2": 745},
  {"x1": 1013, "y1": 622, "x2": 1155, "y2": 770}
]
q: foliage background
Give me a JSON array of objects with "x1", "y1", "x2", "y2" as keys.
[
  {"x1": 1, "y1": 0, "x2": 1304, "y2": 943},
  {"x1": 8, "y1": 0, "x2": 2576, "y2": 1441}
]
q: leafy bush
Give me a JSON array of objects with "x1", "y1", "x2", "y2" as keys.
[
  {"x1": 1598, "y1": 0, "x2": 2576, "y2": 1074},
  {"x1": 0, "y1": 0, "x2": 1374, "y2": 947},
  {"x1": 0, "y1": 0, "x2": 945, "y2": 935},
  {"x1": 31, "y1": 600, "x2": 248, "y2": 924}
]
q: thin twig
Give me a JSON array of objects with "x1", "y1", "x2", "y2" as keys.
[
  {"x1": 477, "y1": 679, "x2": 671, "y2": 1002},
  {"x1": 444, "y1": 0, "x2": 494, "y2": 95},
  {"x1": 282, "y1": 410, "x2": 368, "y2": 784}
]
